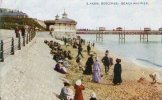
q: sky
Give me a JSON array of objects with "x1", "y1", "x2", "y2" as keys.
[{"x1": 0, "y1": 0, "x2": 162, "y2": 30}]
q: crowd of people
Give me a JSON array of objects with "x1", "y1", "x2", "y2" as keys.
[
  {"x1": 14, "y1": 26, "x2": 35, "y2": 38},
  {"x1": 44, "y1": 36, "x2": 123, "y2": 100}
]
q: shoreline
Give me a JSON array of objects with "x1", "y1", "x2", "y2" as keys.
[
  {"x1": 96, "y1": 46, "x2": 162, "y2": 81},
  {"x1": 58, "y1": 37, "x2": 162, "y2": 99}
]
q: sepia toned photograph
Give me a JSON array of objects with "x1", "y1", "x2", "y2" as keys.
[{"x1": 0, "y1": 0, "x2": 162, "y2": 100}]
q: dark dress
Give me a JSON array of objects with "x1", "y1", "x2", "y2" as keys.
[
  {"x1": 83, "y1": 57, "x2": 94, "y2": 75},
  {"x1": 113, "y1": 63, "x2": 122, "y2": 84},
  {"x1": 21, "y1": 27, "x2": 25, "y2": 37}
]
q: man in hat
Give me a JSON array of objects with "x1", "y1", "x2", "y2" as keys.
[{"x1": 101, "y1": 53, "x2": 110, "y2": 74}]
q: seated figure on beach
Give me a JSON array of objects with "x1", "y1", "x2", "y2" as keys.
[
  {"x1": 53, "y1": 52, "x2": 63, "y2": 62},
  {"x1": 113, "y1": 58, "x2": 122, "y2": 85},
  {"x1": 63, "y1": 58, "x2": 70, "y2": 68},
  {"x1": 92, "y1": 57, "x2": 102, "y2": 83},
  {"x1": 83, "y1": 54, "x2": 94, "y2": 75},
  {"x1": 59, "y1": 82, "x2": 74, "y2": 100},
  {"x1": 54, "y1": 60, "x2": 67, "y2": 74},
  {"x1": 149, "y1": 72, "x2": 162, "y2": 84}
]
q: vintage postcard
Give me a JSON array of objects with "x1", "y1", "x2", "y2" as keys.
[{"x1": 0, "y1": 0, "x2": 162, "y2": 100}]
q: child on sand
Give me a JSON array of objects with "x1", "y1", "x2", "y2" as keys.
[
  {"x1": 149, "y1": 72, "x2": 162, "y2": 84},
  {"x1": 90, "y1": 92, "x2": 97, "y2": 100}
]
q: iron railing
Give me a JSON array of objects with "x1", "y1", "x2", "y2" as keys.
[{"x1": 0, "y1": 31, "x2": 36, "y2": 62}]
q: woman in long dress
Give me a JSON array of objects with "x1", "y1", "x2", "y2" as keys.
[
  {"x1": 83, "y1": 54, "x2": 94, "y2": 75},
  {"x1": 74, "y1": 80, "x2": 85, "y2": 100},
  {"x1": 92, "y1": 57, "x2": 101, "y2": 83},
  {"x1": 113, "y1": 58, "x2": 122, "y2": 85}
]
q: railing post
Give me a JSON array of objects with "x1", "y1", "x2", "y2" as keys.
[
  {"x1": 0, "y1": 40, "x2": 4, "y2": 62},
  {"x1": 18, "y1": 36, "x2": 21, "y2": 50},
  {"x1": 23, "y1": 36, "x2": 25, "y2": 46},
  {"x1": 11, "y1": 38, "x2": 14, "y2": 55},
  {"x1": 29, "y1": 32, "x2": 31, "y2": 42},
  {"x1": 26, "y1": 33, "x2": 28, "y2": 44}
]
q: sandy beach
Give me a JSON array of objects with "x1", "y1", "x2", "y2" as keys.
[
  {"x1": 58, "y1": 39, "x2": 162, "y2": 100},
  {"x1": 0, "y1": 30, "x2": 162, "y2": 100}
]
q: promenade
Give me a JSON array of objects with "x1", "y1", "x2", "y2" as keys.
[{"x1": 0, "y1": 32, "x2": 63, "y2": 100}]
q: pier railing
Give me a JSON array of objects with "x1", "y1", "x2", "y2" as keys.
[{"x1": 0, "y1": 31, "x2": 36, "y2": 62}]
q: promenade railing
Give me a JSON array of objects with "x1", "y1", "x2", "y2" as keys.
[{"x1": 0, "y1": 31, "x2": 36, "y2": 62}]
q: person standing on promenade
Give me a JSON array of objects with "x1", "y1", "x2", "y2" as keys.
[
  {"x1": 113, "y1": 58, "x2": 122, "y2": 85},
  {"x1": 74, "y1": 80, "x2": 85, "y2": 100},
  {"x1": 21, "y1": 26, "x2": 25, "y2": 37},
  {"x1": 101, "y1": 53, "x2": 110, "y2": 74},
  {"x1": 83, "y1": 54, "x2": 94, "y2": 75},
  {"x1": 15, "y1": 26, "x2": 19, "y2": 38},
  {"x1": 92, "y1": 57, "x2": 102, "y2": 83},
  {"x1": 87, "y1": 43, "x2": 91, "y2": 55},
  {"x1": 76, "y1": 44, "x2": 83, "y2": 58},
  {"x1": 49, "y1": 28, "x2": 54, "y2": 37}
]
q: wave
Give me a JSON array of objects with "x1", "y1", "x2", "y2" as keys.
[{"x1": 136, "y1": 58, "x2": 162, "y2": 67}]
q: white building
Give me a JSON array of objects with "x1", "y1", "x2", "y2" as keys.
[{"x1": 45, "y1": 11, "x2": 77, "y2": 39}]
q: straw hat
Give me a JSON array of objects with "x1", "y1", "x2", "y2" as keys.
[
  {"x1": 90, "y1": 92, "x2": 96, "y2": 98},
  {"x1": 75, "y1": 79, "x2": 82, "y2": 86}
]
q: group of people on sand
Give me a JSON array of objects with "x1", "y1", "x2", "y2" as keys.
[
  {"x1": 83, "y1": 49, "x2": 122, "y2": 85},
  {"x1": 44, "y1": 36, "x2": 123, "y2": 100},
  {"x1": 44, "y1": 40, "x2": 72, "y2": 74},
  {"x1": 59, "y1": 79, "x2": 97, "y2": 100}
]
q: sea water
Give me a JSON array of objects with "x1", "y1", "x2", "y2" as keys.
[{"x1": 79, "y1": 34, "x2": 162, "y2": 69}]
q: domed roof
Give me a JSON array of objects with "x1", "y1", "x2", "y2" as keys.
[
  {"x1": 45, "y1": 11, "x2": 77, "y2": 25},
  {"x1": 55, "y1": 17, "x2": 77, "y2": 25}
]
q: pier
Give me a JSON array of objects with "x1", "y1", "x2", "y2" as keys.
[
  {"x1": 77, "y1": 27, "x2": 162, "y2": 43},
  {"x1": 96, "y1": 31, "x2": 104, "y2": 42}
]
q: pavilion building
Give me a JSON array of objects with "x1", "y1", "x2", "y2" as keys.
[{"x1": 44, "y1": 11, "x2": 77, "y2": 39}]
